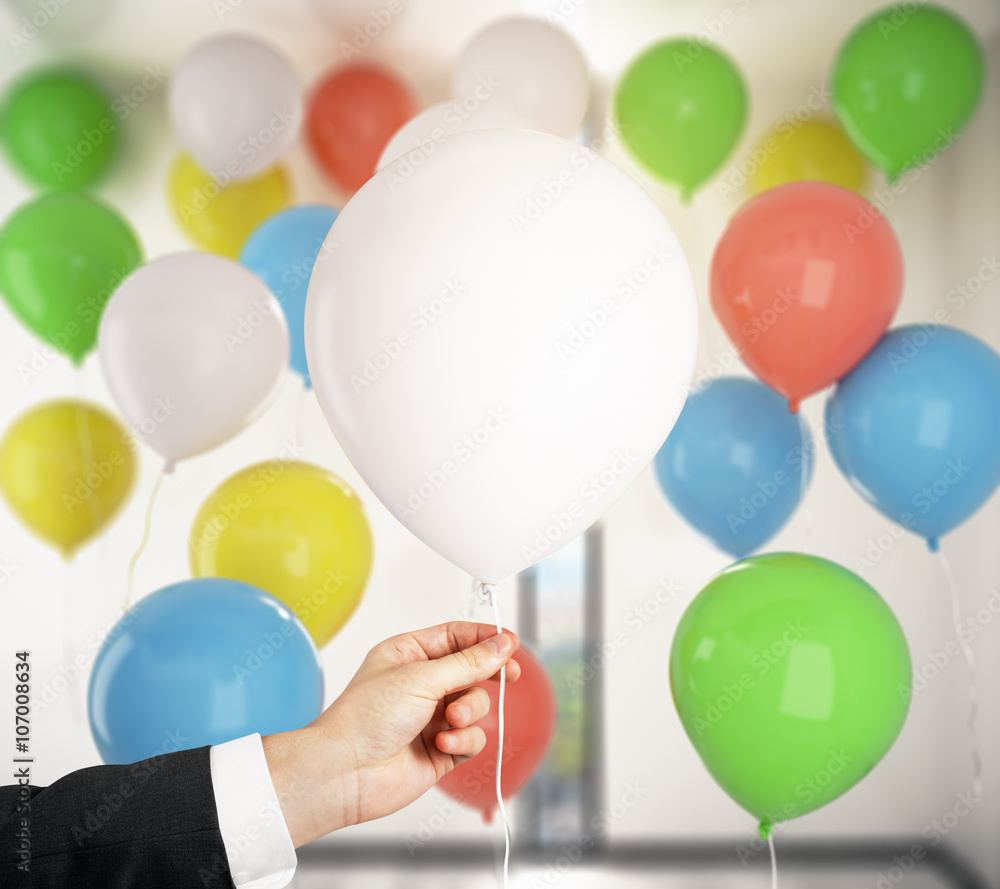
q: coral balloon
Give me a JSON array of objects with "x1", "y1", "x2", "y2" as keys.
[
  {"x1": 0, "y1": 192, "x2": 142, "y2": 365},
  {"x1": 0, "y1": 67, "x2": 119, "y2": 190},
  {"x1": 0, "y1": 400, "x2": 136, "y2": 558},
  {"x1": 654, "y1": 377, "x2": 811, "y2": 557},
  {"x1": 748, "y1": 118, "x2": 866, "y2": 197},
  {"x1": 450, "y1": 16, "x2": 589, "y2": 139},
  {"x1": 437, "y1": 647, "x2": 555, "y2": 822},
  {"x1": 169, "y1": 34, "x2": 302, "y2": 180},
  {"x1": 614, "y1": 39, "x2": 747, "y2": 199},
  {"x1": 833, "y1": 5, "x2": 983, "y2": 181},
  {"x1": 671, "y1": 553, "x2": 911, "y2": 834},
  {"x1": 88, "y1": 578, "x2": 323, "y2": 764},
  {"x1": 168, "y1": 152, "x2": 292, "y2": 259},
  {"x1": 826, "y1": 325, "x2": 1000, "y2": 551},
  {"x1": 710, "y1": 181, "x2": 903, "y2": 411},
  {"x1": 306, "y1": 63, "x2": 416, "y2": 196},
  {"x1": 190, "y1": 461, "x2": 373, "y2": 648}
]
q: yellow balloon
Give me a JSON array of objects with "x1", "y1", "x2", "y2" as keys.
[
  {"x1": 0, "y1": 399, "x2": 137, "y2": 558},
  {"x1": 167, "y1": 152, "x2": 291, "y2": 259},
  {"x1": 190, "y1": 461, "x2": 373, "y2": 648},
  {"x1": 749, "y1": 118, "x2": 867, "y2": 197}
]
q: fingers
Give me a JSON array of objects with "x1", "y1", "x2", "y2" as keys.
[
  {"x1": 403, "y1": 622, "x2": 520, "y2": 662},
  {"x1": 413, "y1": 632, "x2": 520, "y2": 699},
  {"x1": 487, "y1": 657, "x2": 521, "y2": 683},
  {"x1": 435, "y1": 725, "x2": 487, "y2": 759},
  {"x1": 445, "y1": 686, "x2": 490, "y2": 728}
]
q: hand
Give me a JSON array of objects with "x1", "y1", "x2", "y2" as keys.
[{"x1": 262, "y1": 621, "x2": 521, "y2": 847}]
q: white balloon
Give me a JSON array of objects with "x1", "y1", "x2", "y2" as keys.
[
  {"x1": 99, "y1": 253, "x2": 289, "y2": 467},
  {"x1": 451, "y1": 17, "x2": 589, "y2": 139},
  {"x1": 377, "y1": 101, "x2": 534, "y2": 171},
  {"x1": 306, "y1": 129, "x2": 698, "y2": 583},
  {"x1": 169, "y1": 35, "x2": 301, "y2": 180}
]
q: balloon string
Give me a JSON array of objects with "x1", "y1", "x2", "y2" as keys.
[
  {"x1": 936, "y1": 549, "x2": 983, "y2": 803},
  {"x1": 477, "y1": 581, "x2": 510, "y2": 889},
  {"x1": 122, "y1": 467, "x2": 167, "y2": 614},
  {"x1": 795, "y1": 411, "x2": 812, "y2": 554},
  {"x1": 768, "y1": 833, "x2": 778, "y2": 889}
]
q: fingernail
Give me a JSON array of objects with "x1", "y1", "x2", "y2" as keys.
[{"x1": 486, "y1": 633, "x2": 511, "y2": 657}]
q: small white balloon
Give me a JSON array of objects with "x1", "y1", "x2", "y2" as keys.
[
  {"x1": 306, "y1": 129, "x2": 698, "y2": 583},
  {"x1": 377, "y1": 101, "x2": 533, "y2": 170},
  {"x1": 169, "y1": 35, "x2": 301, "y2": 180},
  {"x1": 451, "y1": 16, "x2": 590, "y2": 139},
  {"x1": 99, "y1": 253, "x2": 289, "y2": 467}
]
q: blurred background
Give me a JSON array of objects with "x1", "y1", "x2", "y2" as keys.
[{"x1": 0, "y1": 0, "x2": 999, "y2": 887}]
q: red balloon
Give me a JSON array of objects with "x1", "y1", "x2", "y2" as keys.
[
  {"x1": 710, "y1": 182, "x2": 903, "y2": 411},
  {"x1": 306, "y1": 63, "x2": 416, "y2": 196},
  {"x1": 436, "y1": 647, "x2": 556, "y2": 823}
]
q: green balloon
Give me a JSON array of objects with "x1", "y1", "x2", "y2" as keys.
[
  {"x1": 0, "y1": 68, "x2": 120, "y2": 190},
  {"x1": 0, "y1": 193, "x2": 142, "y2": 365},
  {"x1": 670, "y1": 553, "x2": 911, "y2": 834},
  {"x1": 833, "y1": 4, "x2": 983, "y2": 181},
  {"x1": 614, "y1": 39, "x2": 747, "y2": 200}
]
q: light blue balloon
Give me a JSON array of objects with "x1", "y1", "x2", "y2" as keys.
[
  {"x1": 240, "y1": 205, "x2": 339, "y2": 388},
  {"x1": 88, "y1": 578, "x2": 324, "y2": 764},
  {"x1": 825, "y1": 324, "x2": 1000, "y2": 550},
  {"x1": 654, "y1": 377, "x2": 812, "y2": 558}
]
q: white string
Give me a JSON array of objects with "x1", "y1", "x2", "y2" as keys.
[
  {"x1": 477, "y1": 581, "x2": 511, "y2": 889},
  {"x1": 122, "y1": 465, "x2": 168, "y2": 614},
  {"x1": 936, "y1": 550, "x2": 983, "y2": 803},
  {"x1": 768, "y1": 833, "x2": 777, "y2": 889},
  {"x1": 795, "y1": 411, "x2": 813, "y2": 554}
]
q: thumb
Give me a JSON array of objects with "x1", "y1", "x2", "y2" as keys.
[{"x1": 413, "y1": 633, "x2": 517, "y2": 699}]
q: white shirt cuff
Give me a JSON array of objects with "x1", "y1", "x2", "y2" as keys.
[{"x1": 209, "y1": 733, "x2": 298, "y2": 889}]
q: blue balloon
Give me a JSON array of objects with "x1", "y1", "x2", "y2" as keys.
[
  {"x1": 826, "y1": 324, "x2": 1000, "y2": 550},
  {"x1": 240, "y1": 205, "x2": 339, "y2": 388},
  {"x1": 88, "y1": 578, "x2": 324, "y2": 764},
  {"x1": 654, "y1": 377, "x2": 811, "y2": 558}
]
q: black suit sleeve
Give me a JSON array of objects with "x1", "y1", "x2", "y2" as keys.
[{"x1": 0, "y1": 745, "x2": 237, "y2": 889}]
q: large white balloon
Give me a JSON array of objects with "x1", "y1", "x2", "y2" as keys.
[
  {"x1": 306, "y1": 129, "x2": 698, "y2": 583},
  {"x1": 99, "y1": 253, "x2": 289, "y2": 468},
  {"x1": 169, "y1": 35, "x2": 301, "y2": 180},
  {"x1": 451, "y1": 17, "x2": 589, "y2": 139},
  {"x1": 377, "y1": 102, "x2": 532, "y2": 170}
]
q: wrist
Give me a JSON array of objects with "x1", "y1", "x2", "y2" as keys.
[{"x1": 262, "y1": 725, "x2": 357, "y2": 847}]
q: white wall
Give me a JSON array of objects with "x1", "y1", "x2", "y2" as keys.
[{"x1": 0, "y1": 0, "x2": 998, "y2": 882}]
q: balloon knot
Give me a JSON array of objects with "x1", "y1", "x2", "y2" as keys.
[
  {"x1": 163, "y1": 460, "x2": 176, "y2": 476},
  {"x1": 758, "y1": 819, "x2": 773, "y2": 840},
  {"x1": 926, "y1": 537, "x2": 939, "y2": 554},
  {"x1": 476, "y1": 582, "x2": 497, "y2": 604},
  {"x1": 788, "y1": 399, "x2": 800, "y2": 414}
]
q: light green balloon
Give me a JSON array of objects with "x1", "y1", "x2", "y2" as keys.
[
  {"x1": 614, "y1": 39, "x2": 747, "y2": 200},
  {"x1": 833, "y1": 4, "x2": 984, "y2": 181},
  {"x1": 670, "y1": 553, "x2": 911, "y2": 835}
]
